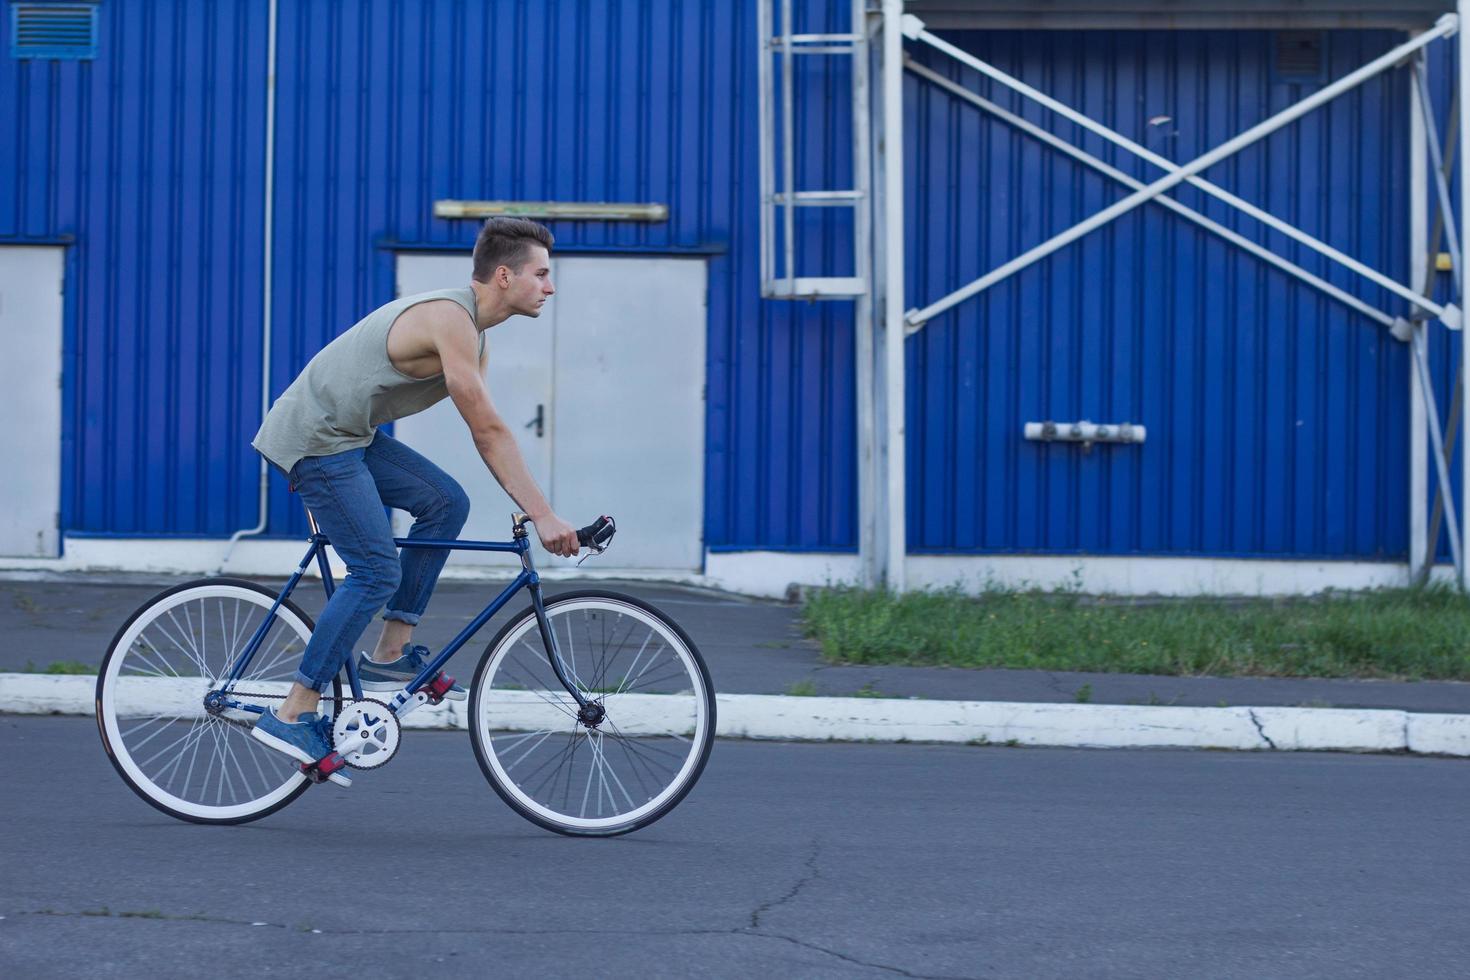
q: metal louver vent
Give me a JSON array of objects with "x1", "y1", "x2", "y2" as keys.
[
  {"x1": 10, "y1": 2, "x2": 98, "y2": 61},
  {"x1": 1274, "y1": 31, "x2": 1325, "y2": 83}
]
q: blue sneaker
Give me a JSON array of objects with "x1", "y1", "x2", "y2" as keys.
[
  {"x1": 357, "y1": 644, "x2": 467, "y2": 701},
  {"x1": 250, "y1": 708, "x2": 352, "y2": 787}
]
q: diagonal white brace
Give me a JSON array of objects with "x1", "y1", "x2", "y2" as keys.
[
  {"x1": 904, "y1": 16, "x2": 1460, "y2": 330},
  {"x1": 1411, "y1": 327, "x2": 1464, "y2": 576},
  {"x1": 905, "y1": 57, "x2": 1400, "y2": 335},
  {"x1": 1411, "y1": 57, "x2": 1462, "y2": 300}
]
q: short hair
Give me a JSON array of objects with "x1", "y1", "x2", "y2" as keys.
[{"x1": 471, "y1": 217, "x2": 555, "y2": 281}]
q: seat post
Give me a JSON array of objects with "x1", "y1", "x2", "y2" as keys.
[{"x1": 303, "y1": 501, "x2": 321, "y2": 537}]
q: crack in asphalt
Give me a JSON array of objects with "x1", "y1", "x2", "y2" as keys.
[
  {"x1": 752, "y1": 931, "x2": 974, "y2": 979},
  {"x1": 749, "y1": 839, "x2": 822, "y2": 930},
  {"x1": 21, "y1": 907, "x2": 979, "y2": 978},
  {"x1": 1041, "y1": 671, "x2": 1070, "y2": 699},
  {"x1": 737, "y1": 842, "x2": 974, "y2": 978},
  {"x1": 1247, "y1": 709, "x2": 1277, "y2": 750}
]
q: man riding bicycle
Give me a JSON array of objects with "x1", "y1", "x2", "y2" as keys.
[{"x1": 248, "y1": 217, "x2": 579, "y2": 783}]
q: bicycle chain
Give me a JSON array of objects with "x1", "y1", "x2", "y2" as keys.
[
  {"x1": 212, "y1": 690, "x2": 411, "y2": 773},
  {"x1": 205, "y1": 688, "x2": 374, "y2": 736}
]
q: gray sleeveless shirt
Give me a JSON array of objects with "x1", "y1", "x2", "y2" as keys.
[{"x1": 252, "y1": 287, "x2": 484, "y2": 473}]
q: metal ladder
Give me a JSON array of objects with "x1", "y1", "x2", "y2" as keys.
[{"x1": 757, "y1": 0, "x2": 870, "y2": 300}]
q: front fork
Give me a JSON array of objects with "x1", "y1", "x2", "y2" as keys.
[{"x1": 516, "y1": 515, "x2": 603, "y2": 725}]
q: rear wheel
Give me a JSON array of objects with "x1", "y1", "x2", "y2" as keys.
[
  {"x1": 96, "y1": 578, "x2": 341, "y2": 825},
  {"x1": 468, "y1": 590, "x2": 715, "y2": 837}
]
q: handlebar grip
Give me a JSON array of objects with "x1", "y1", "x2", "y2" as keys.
[{"x1": 576, "y1": 515, "x2": 617, "y2": 551}]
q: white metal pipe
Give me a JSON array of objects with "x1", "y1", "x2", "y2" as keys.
[
  {"x1": 1412, "y1": 58, "x2": 1463, "y2": 296},
  {"x1": 781, "y1": 0, "x2": 796, "y2": 285},
  {"x1": 772, "y1": 190, "x2": 864, "y2": 204},
  {"x1": 906, "y1": 17, "x2": 1460, "y2": 328},
  {"x1": 853, "y1": 0, "x2": 878, "y2": 588},
  {"x1": 219, "y1": 0, "x2": 279, "y2": 572},
  {"x1": 1460, "y1": 0, "x2": 1470, "y2": 589},
  {"x1": 782, "y1": 46, "x2": 861, "y2": 56},
  {"x1": 1410, "y1": 44, "x2": 1429, "y2": 582},
  {"x1": 1412, "y1": 329, "x2": 1463, "y2": 574},
  {"x1": 771, "y1": 33, "x2": 863, "y2": 44},
  {"x1": 881, "y1": 0, "x2": 906, "y2": 591},
  {"x1": 905, "y1": 58, "x2": 1398, "y2": 332},
  {"x1": 757, "y1": 0, "x2": 773, "y2": 289}
]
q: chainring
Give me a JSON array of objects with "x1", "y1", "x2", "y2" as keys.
[{"x1": 331, "y1": 698, "x2": 402, "y2": 770}]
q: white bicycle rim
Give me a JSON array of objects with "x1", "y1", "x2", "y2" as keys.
[
  {"x1": 472, "y1": 597, "x2": 712, "y2": 833},
  {"x1": 99, "y1": 584, "x2": 315, "y2": 821}
]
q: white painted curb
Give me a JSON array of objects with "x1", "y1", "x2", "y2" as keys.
[{"x1": 4, "y1": 673, "x2": 1468, "y2": 756}]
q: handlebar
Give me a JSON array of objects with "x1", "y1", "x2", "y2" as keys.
[{"x1": 576, "y1": 515, "x2": 617, "y2": 553}]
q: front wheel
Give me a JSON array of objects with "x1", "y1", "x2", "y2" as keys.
[{"x1": 468, "y1": 590, "x2": 716, "y2": 837}]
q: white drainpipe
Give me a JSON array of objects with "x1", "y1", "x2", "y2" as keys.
[{"x1": 219, "y1": 0, "x2": 279, "y2": 573}]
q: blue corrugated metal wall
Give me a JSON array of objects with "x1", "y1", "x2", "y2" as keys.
[
  {"x1": 266, "y1": 0, "x2": 858, "y2": 543},
  {"x1": 0, "y1": 0, "x2": 858, "y2": 549},
  {"x1": 1, "y1": 0, "x2": 268, "y2": 535},
  {"x1": 263, "y1": 0, "x2": 852, "y2": 548},
  {"x1": 906, "y1": 29, "x2": 1436, "y2": 559},
  {"x1": 2, "y1": 1, "x2": 1459, "y2": 562}
]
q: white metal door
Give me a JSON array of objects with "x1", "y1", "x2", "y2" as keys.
[
  {"x1": 550, "y1": 257, "x2": 706, "y2": 570},
  {"x1": 389, "y1": 253, "x2": 706, "y2": 572},
  {"x1": 392, "y1": 254, "x2": 553, "y2": 568},
  {"x1": 0, "y1": 247, "x2": 63, "y2": 557}
]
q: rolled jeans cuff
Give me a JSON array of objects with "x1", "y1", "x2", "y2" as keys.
[
  {"x1": 382, "y1": 609, "x2": 421, "y2": 626},
  {"x1": 294, "y1": 669, "x2": 331, "y2": 693}
]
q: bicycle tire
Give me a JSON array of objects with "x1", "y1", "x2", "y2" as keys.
[
  {"x1": 96, "y1": 577, "x2": 341, "y2": 825},
  {"x1": 468, "y1": 590, "x2": 715, "y2": 837}
]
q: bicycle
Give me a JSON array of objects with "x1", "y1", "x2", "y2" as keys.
[{"x1": 95, "y1": 512, "x2": 716, "y2": 837}]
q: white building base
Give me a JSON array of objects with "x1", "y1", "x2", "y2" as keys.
[
  {"x1": 0, "y1": 538, "x2": 1455, "y2": 599},
  {"x1": 704, "y1": 551, "x2": 1456, "y2": 599}
]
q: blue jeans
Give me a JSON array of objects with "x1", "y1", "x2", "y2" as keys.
[{"x1": 286, "y1": 431, "x2": 470, "y2": 691}]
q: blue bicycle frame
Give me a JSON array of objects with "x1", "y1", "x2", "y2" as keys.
[{"x1": 213, "y1": 519, "x2": 587, "y2": 716}]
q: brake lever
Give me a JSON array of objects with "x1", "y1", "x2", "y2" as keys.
[{"x1": 575, "y1": 516, "x2": 616, "y2": 565}]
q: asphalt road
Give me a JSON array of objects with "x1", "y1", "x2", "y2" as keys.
[{"x1": 3, "y1": 717, "x2": 1467, "y2": 979}]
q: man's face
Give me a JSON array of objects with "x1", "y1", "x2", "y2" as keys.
[{"x1": 503, "y1": 245, "x2": 555, "y2": 317}]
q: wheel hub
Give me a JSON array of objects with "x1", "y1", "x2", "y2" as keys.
[{"x1": 577, "y1": 701, "x2": 607, "y2": 728}]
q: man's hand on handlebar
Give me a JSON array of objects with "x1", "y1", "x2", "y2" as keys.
[{"x1": 533, "y1": 513, "x2": 580, "y2": 558}]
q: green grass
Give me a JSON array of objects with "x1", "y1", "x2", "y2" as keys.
[
  {"x1": 801, "y1": 585, "x2": 1470, "y2": 681},
  {"x1": 19, "y1": 659, "x2": 97, "y2": 675}
]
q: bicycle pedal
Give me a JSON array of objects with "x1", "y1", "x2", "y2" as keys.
[
  {"x1": 302, "y1": 751, "x2": 349, "y2": 784},
  {"x1": 425, "y1": 672, "x2": 457, "y2": 704}
]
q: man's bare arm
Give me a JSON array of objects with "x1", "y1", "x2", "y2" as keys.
[{"x1": 431, "y1": 312, "x2": 578, "y2": 556}]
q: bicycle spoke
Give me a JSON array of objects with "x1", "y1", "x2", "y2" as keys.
[
  {"x1": 150, "y1": 615, "x2": 204, "y2": 676},
  {"x1": 523, "y1": 728, "x2": 585, "y2": 799},
  {"x1": 491, "y1": 728, "x2": 557, "y2": 754},
  {"x1": 152, "y1": 717, "x2": 212, "y2": 794},
  {"x1": 610, "y1": 632, "x2": 657, "y2": 696},
  {"x1": 129, "y1": 636, "x2": 183, "y2": 679},
  {"x1": 249, "y1": 624, "x2": 299, "y2": 680},
  {"x1": 615, "y1": 665, "x2": 691, "y2": 696},
  {"x1": 503, "y1": 728, "x2": 559, "y2": 774},
  {"x1": 591, "y1": 733, "x2": 637, "y2": 812},
  {"x1": 121, "y1": 709, "x2": 194, "y2": 747},
  {"x1": 217, "y1": 600, "x2": 231, "y2": 679},
  {"x1": 615, "y1": 638, "x2": 668, "y2": 696},
  {"x1": 165, "y1": 608, "x2": 208, "y2": 676},
  {"x1": 559, "y1": 732, "x2": 582, "y2": 813}
]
